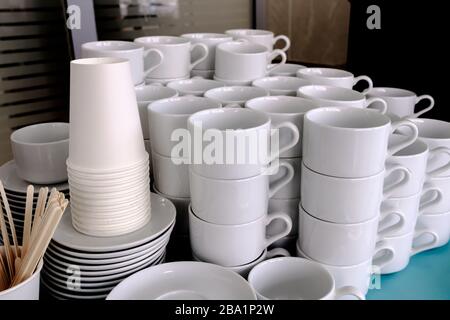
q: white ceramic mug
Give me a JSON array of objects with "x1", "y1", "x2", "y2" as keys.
[
  {"x1": 298, "y1": 205, "x2": 403, "y2": 266},
  {"x1": 181, "y1": 33, "x2": 233, "y2": 71},
  {"x1": 189, "y1": 206, "x2": 292, "y2": 267},
  {"x1": 298, "y1": 85, "x2": 388, "y2": 113},
  {"x1": 135, "y1": 84, "x2": 178, "y2": 139},
  {"x1": 151, "y1": 151, "x2": 190, "y2": 198},
  {"x1": 297, "y1": 68, "x2": 373, "y2": 94},
  {"x1": 190, "y1": 161, "x2": 294, "y2": 225},
  {"x1": 187, "y1": 108, "x2": 300, "y2": 179},
  {"x1": 134, "y1": 36, "x2": 208, "y2": 79},
  {"x1": 267, "y1": 198, "x2": 300, "y2": 237},
  {"x1": 81, "y1": 40, "x2": 163, "y2": 86},
  {"x1": 10, "y1": 123, "x2": 69, "y2": 184},
  {"x1": 301, "y1": 163, "x2": 412, "y2": 224},
  {"x1": 148, "y1": 96, "x2": 221, "y2": 157},
  {"x1": 367, "y1": 87, "x2": 434, "y2": 119},
  {"x1": 247, "y1": 257, "x2": 365, "y2": 300},
  {"x1": 414, "y1": 211, "x2": 450, "y2": 249},
  {"x1": 268, "y1": 157, "x2": 301, "y2": 199},
  {"x1": 215, "y1": 41, "x2": 286, "y2": 82},
  {"x1": 166, "y1": 78, "x2": 225, "y2": 96},
  {"x1": 252, "y1": 76, "x2": 311, "y2": 96},
  {"x1": 399, "y1": 118, "x2": 450, "y2": 177},
  {"x1": 303, "y1": 107, "x2": 419, "y2": 178},
  {"x1": 373, "y1": 230, "x2": 438, "y2": 274},
  {"x1": 204, "y1": 86, "x2": 269, "y2": 107},
  {"x1": 225, "y1": 29, "x2": 290, "y2": 53},
  {"x1": 246, "y1": 96, "x2": 319, "y2": 157}
]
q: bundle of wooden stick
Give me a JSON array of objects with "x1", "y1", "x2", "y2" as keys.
[{"x1": 0, "y1": 181, "x2": 68, "y2": 291}]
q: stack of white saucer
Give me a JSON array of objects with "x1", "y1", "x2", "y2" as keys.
[{"x1": 67, "y1": 57, "x2": 151, "y2": 237}]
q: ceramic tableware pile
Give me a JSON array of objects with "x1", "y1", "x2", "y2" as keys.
[
  {"x1": 41, "y1": 193, "x2": 175, "y2": 300},
  {"x1": 245, "y1": 96, "x2": 319, "y2": 249},
  {"x1": 67, "y1": 57, "x2": 151, "y2": 237},
  {"x1": 297, "y1": 106, "x2": 421, "y2": 298},
  {"x1": 188, "y1": 108, "x2": 298, "y2": 273},
  {"x1": 148, "y1": 96, "x2": 222, "y2": 237}
]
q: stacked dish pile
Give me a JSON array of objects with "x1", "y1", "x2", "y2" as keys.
[{"x1": 41, "y1": 193, "x2": 176, "y2": 300}]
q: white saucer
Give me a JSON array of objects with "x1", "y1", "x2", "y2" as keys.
[
  {"x1": 0, "y1": 161, "x2": 69, "y2": 194},
  {"x1": 106, "y1": 262, "x2": 257, "y2": 300},
  {"x1": 52, "y1": 193, "x2": 176, "y2": 252}
]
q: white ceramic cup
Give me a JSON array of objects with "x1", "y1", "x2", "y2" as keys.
[
  {"x1": 378, "y1": 186, "x2": 444, "y2": 237},
  {"x1": 225, "y1": 29, "x2": 290, "y2": 53},
  {"x1": 205, "y1": 86, "x2": 269, "y2": 107},
  {"x1": 0, "y1": 259, "x2": 42, "y2": 300},
  {"x1": 303, "y1": 107, "x2": 419, "y2": 178},
  {"x1": 420, "y1": 175, "x2": 450, "y2": 214},
  {"x1": 301, "y1": 163, "x2": 412, "y2": 224},
  {"x1": 248, "y1": 257, "x2": 365, "y2": 300},
  {"x1": 298, "y1": 85, "x2": 388, "y2": 113},
  {"x1": 297, "y1": 68, "x2": 373, "y2": 94},
  {"x1": 296, "y1": 243, "x2": 375, "y2": 298},
  {"x1": 367, "y1": 87, "x2": 434, "y2": 119},
  {"x1": 68, "y1": 57, "x2": 146, "y2": 170},
  {"x1": 267, "y1": 198, "x2": 300, "y2": 237},
  {"x1": 268, "y1": 157, "x2": 301, "y2": 199},
  {"x1": 181, "y1": 33, "x2": 233, "y2": 71},
  {"x1": 10, "y1": 123, "x2": 69, "y2": 184},
  {"x1": 298, "y1": 205, "x2": 403, "y2": 266},
  {"x1": 148, "y1": 96, "x2": 222, "y2": 157},
  {"x1": 151, "y1": 151, "x2": 190, "y2": 198},
  {"x1": 246, "y1": 96, "x2": 320, "y2": 157},
  {"x1": 187, "y1": 108, "x2": 300, "y2": 179},
  {"x1": 134, "y1": 36, "x2": 208, "y2": 79},
  {"x1": 189, "y1": 206, "x2": 292, "y2": 267},
  {"x1": 81, "y1": 40, "x2": 163, "y2": 86},
  {"x1": 189, "y1": 161, "x2": 294, "y2": 225},
  {"x1": 414, "y1": 211, "x2": 450, "y2": 249},
  {"x1": 135, "y1": 84, "x2": 178, "y2": 139},
  {"x1": 270, "y1": 63, "x2": 306, "y2": 77},
  {"x1": 215, "y1": 41, "x2": 287, "y2": 82},
  {"x1": 166, "y1": 78, "x2": 225, "y2": 96},
  {"x1": 252, "y1": 76, "x2": 311, "y2": 96},
  {"x1": 373, "y1": 230, "x2": 438, "y2": 274},
  {"x1": 399, "y1": 118, "x2": 450, "y2": 177}
]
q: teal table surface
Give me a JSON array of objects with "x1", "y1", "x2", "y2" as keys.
[{"x1": 367, "y1": 242, "x2": 450, "y2": 300}]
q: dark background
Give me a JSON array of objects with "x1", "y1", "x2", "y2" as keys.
[{"x1": 346, "y1": 0, "x2": 447, "y2": 121}]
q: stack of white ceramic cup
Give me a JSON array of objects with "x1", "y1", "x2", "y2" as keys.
[
  {"x1": 147, "y1": 96, "x2": 222, "y2": 236},
  {"x1": 181, "y1": 33, "x2": 233, "y2": 79},
  {"x1": 134, "y1": 36, "x2": 209, "y2": 85},
  {"x1": 188, "y1": 108, "x2": 298, "y2": 271},
  {"x1": 297, "y1": 107, "x2": 419, "y2": 297},
  {"x1": 214, "y1": 40, "x2": 287, "y2": 86},
  {"x1": 246, "y1": 96, "x2": 319, "y2": 249},
  {"x1": 68, "y1": 57, "x2": 151, "y2": 237},
  {"x1": 407, "y1": 119, "x2": 450, "y2": 253}
]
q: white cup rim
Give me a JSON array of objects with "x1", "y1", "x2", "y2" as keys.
[
  {"x1": 181, "y1": 33, "x2": 232, "y2": 40},
  {"x1": 71, "y1": 57, "x2": 128, "y2": 66},
  {"x1": 408, "y1": 118, "x2": 450, "y2": 141},
  {"x1": 135, "y1": 85, "x2": 177, "y2": 103},
  {"x1": 226, "y1": 29, "x2": 274, "y2": 37},
  {"x1": 246, "y1": 96, "x2": 317, "y2": 115},
  {"x1": 10, "y1": 122, "x2": 69, "y2": 146},
  {"x1": 134, "y1": 36, "x2": 190, "y2": 46},
  {"x1": 204, "y1": 86, "x2": 268, "y2": 103},
  {"x1": 148, "y1": 96, "x2": 221, "y2": 117},
  {"x1": 302, "y1": 162, "x2": 386, "y2": 181},
  {"x1": 82, "y1": 41, "x2": 142, "y2": 53},
  {"x1": 368, "y1": 87, "x2": 416, "y2": 98},
  {"x1": 189, "y1": 204, "x2": 265, "y2": 227},
  {"x1": 298, "y1": 67, "x2": 353, "y2": 79},
  {"x1": 298, "y1": 85, "x2": 365, "y2": 102}
]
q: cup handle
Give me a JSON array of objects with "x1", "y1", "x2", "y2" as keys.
[
  {"x1": 273, "y1": 35, "x2": 291, "y2": 52},
  {"x1": 372, "y1": 241, "x2": 395, "y2": 269},
  {"x1": 268, "y1": 121, "x2": 300, "y2": 162},
  {"x1": 143, "y1": 48, "x2": 164, "y2": 77},
  {"x1": 333, "y1": 286, "x2": 366, "y2": 300},
  {"x1": 353, "y1": 75, "x2": 373, "y2": 95},
  {"x1": 266, "y1": 49, "x2": 287, "y2": 74},
  {"x1": 223, "y1": 103, "x2": 242, "y2": 108},
  {"x1": 264, "y1": 212, "x2": 292, "y2": 247},
  {"x1": 268, "y1": 161, "x2": 295, "y2": 198},
  {"x1": 411, "y1": 229, "x2": 439, "y2": 255},
  {"x1": 377, "y1": 209, "x2": 406, "y2": 237},
  {"x1": 411, "y1": 94, "x2": 434, "y2": 118},
  {"x1": 266, "y1": 248, "x2": 291, "y2": 258},
  {"x1": 387, "y1": 120, "x2": 419, "y2": 156},
  {"x1": 189, "y1": 43, "x2": 209, "y2": 71},
  {"x1": 419, "y1": 187, "x2": 443, "y2": 215},
  {"x1": 383, "y1": 165, "x2": 412, "y2": 198},
  {"x1": 427, "y1": 147, "x2": 450, "y2": 177},
  {"x1": 365, "y1": 97, "x2": 387, "y2": 114}
]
